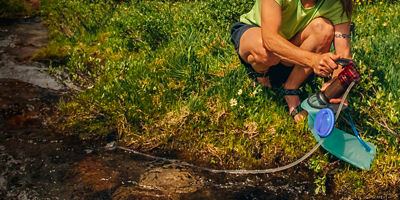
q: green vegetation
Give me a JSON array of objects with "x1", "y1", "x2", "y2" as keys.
[
  {"x1": 33, "y1": 0, "x2": 400, "y2": 198},
  {"x1": 0, "y1": 0, "x2": 37, "y2": 18}
]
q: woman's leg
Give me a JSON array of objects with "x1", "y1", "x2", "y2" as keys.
[
  {"x1": 238, "y1": 27, "x2": 280, "y2": 87},
  {"x1": 237, "y1": 18, "x2": 334, "y2": 121},
  {"x1": 284, "y1": 17, "x2": 335, "y2": 121}
]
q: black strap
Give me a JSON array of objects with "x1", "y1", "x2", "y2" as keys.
[
  {"x1": 281, "y1": 88, "x2": 304, "y2": 118},
  {"x1": 281, "y1": 88, "x2": 301, "y2": 96}
]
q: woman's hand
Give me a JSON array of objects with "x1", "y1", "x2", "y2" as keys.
[
  {"x1": 312, "y1": 53, "x2": 340, "y2": 77},
  {"x1": 321, "y1": 78, "x2": 348, "y2": 105}
]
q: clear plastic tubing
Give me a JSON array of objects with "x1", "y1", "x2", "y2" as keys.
[{"x1": 116, "y1": 82, "x2": 355, "y2": 174}]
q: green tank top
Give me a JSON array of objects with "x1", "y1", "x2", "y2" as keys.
[{"x1": 240, "y1": 0, "x2": 350, "y2": 39}]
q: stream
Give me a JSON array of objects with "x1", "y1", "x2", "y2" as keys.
[{"x1": 0, "y1": 17, "x2": 320, "y2": 200}]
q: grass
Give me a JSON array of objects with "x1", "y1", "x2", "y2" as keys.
[
  {"x1": 6, "y1": 0, "x2": 400, "y2": 198},
  {"x1": 0, "y1": 0, "x2": 37, "y2": 18}
]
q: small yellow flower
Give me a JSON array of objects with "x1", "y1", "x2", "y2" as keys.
[
  {"x1": 237, "y1": 89, "x2": 243, "y2": 96},
  {"x1": 379, "y1": 1, "x2": 383, "y2": 4},
  {"x1": 230, "y1": 98, "x2": 238, "y2": 107},
  {"x1": 383, "y1": 22, "x2": 388, "y2": 26}
]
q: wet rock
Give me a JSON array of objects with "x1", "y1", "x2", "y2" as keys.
[
  {"x1": 113, "y1": 186, "x2": 166, "y2": 200},
  {"x1": 66, "y1": 157, "x2": 119, "y2": 195},
  {"x1": 139, "y1": 164, "x2": 203, "y2": 195}
]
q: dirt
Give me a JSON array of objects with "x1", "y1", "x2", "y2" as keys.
[{"x1": 0, "y1": 78, "x2": 206, "y2": 199}]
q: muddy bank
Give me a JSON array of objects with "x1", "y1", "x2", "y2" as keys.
[{"x1": 0, "y1": 78, "x2": 315, "y2": 200}]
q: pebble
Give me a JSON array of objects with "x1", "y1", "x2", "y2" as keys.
[
  {"x1": 84, "y1": 149, "x2": 93, "y2": 154},
  {"x1": 105, "y1": 141, "x2": 117, "y2": 151}
]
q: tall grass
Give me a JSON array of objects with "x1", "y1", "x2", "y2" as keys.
[{"x1": 37, "y1": 0, "x2": 400, "y2": 197}]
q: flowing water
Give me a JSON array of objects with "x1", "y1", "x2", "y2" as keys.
[{"x1": 0, "y1": 17, "x2": 323, "y2": 200}]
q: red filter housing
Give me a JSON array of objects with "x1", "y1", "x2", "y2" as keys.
[
  {"x1": 317, "y1": 59, "x2": 360, "y2": 105},
  {"x1": 337, "y1": 59, "x2": 361, "y2": 87}
]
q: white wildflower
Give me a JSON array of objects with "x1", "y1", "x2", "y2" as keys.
[
  {"x1": 230, "y1": 98, "x2": 238, "y2": 107},
  {"x1": 237, "y1": 89, "x2": 243, "y2": 96}
]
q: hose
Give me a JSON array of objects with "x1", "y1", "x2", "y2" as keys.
[
  {"x1": 335, "y1": 81, "x2": 355, "y2": 121},
  {"x1": 116, "y1": 140, "x2": 324, "y2": 174},
  {"x1": 110, "y1": 83, "x2": 353, "y2": 174}
]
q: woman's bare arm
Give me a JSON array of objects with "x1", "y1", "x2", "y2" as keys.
[
  {"x1": 332, "y1": 22, "x2": 352, "y2": 77},
  {"x1": 322, "y1": 22, "x2": 352, "y2": 103},
  {"x1": 260, "y1": 0, "x2": 338, "y2": 77}
]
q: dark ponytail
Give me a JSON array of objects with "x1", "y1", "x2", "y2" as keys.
[{"x1": 340, "y1": 0, "x2": 353, "y2": 19}]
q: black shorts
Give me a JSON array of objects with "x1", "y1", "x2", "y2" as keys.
[{"x1": 230, "y1": 22, "x2": 294, "y2": 87}]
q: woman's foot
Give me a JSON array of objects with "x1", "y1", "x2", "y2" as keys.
[{"x1": 282, "y1": 89, "x2": 308, "y2": 122}]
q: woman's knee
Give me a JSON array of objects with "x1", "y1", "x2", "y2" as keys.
[
  {"x1": 246, "y1": 47, "x2": 279, "y2": 68},
  {"x1": 242, "y1": 45, "x2": 280, "y2": 72},
  {"x1": 239, "y1": 28, "x2": 280, "y2": 70},
  {"x1": 309, "y1": 17, "x2": 334, "y2": 47}
]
